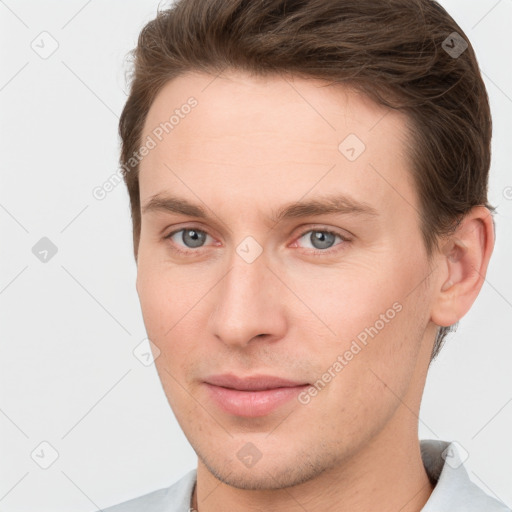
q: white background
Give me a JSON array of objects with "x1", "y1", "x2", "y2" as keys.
[{"x1": 0, "y1": 1, "x2": 511, "y2": 510}]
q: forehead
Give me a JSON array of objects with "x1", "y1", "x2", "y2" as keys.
[
  {"x1": 139, "y1": 70, "x2": 416, "y2": 219},
  {"x1": 143, "y1": 69, "x2": 404, "y2": 145}
]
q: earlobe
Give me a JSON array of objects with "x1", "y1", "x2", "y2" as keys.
[{"x1": 431, "y1": 206, "x2": 494, "y2": 327}]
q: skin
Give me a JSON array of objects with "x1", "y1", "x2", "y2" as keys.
[{"x1": 135, "y1": 70, "x2": 494, "y2": 511}]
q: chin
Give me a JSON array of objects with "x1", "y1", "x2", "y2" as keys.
[{"x1": 197, "y1": 442, "x2": 338, "y2": 491}]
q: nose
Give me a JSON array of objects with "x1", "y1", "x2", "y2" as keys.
[{"x1": 208, "y1": 250, "x2": 287, "y2": 349}]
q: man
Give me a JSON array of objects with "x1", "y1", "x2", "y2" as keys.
[{"x1": 103, "y1": 0, "x2": 510, "y2": 510}]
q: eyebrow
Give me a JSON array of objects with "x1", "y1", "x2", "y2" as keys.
[{"x1": 141, "y1": 192, "x2": 378, "y2": 225}]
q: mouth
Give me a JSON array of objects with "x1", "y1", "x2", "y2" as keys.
[{"x1": 203, "y1": 373, "x2": 310, "y2": 417}]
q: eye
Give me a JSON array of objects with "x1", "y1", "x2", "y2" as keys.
[
  {"x1": 163, "y1": 226, "x2": 350, "y2": 256},
  {"x1": 164, "y1": 227, "x2": 212, "y2": 254},
  {"x1": 294, "y1": 228, "x2": 348, "y2": 255}
]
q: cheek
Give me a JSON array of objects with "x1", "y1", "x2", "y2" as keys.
[
  {"x1": 136, "y1": 250, "x2": 195, "y2": 332},
  {"x1": 301, "y1": 299, "x2": 425, "y2": 449},
  {"x1": 136, "y1": 261, "x2": 208, "y2": 380},
  {"x1": 137, "y1": 268, "x2": 196, "y2": 412},
  {"x1": 295, "y1": 257, "x2": 429, "y2": 402},
  {"x1": 287, "y1": 260, "x2": 405, "y2": 344},
  {"x1": 136, "y1": 264, "x2": 188, "y2": 379}
]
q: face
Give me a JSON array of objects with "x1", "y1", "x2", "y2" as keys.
[{"x1": 135, "y1": 70, "x2": 438, "y2": 490}]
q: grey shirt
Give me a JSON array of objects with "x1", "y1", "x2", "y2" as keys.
[{"x1": 101, "y1": 439, "x2": 511, "y2": 511}]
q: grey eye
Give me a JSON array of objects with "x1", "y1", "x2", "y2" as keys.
[
  {"x1": 300, "y1": 230, "x2": 338, "y2": 250},
  {"x1": 180, "y1": 229, "x2": 207, "y2": 248}
]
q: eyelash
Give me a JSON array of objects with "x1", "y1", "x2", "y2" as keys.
[{"x1": 163, "y1": 226, "x2": 350, "y2": 257}]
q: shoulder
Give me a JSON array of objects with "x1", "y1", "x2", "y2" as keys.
[
  {"x1": 101, "y1": 469, "x2": 197, "y2": 512},
  {"x1": 421, "y1": 439, "x2": 511, "y2": 512}
]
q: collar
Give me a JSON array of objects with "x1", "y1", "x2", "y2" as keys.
[{"x1": 420, "y1": 439, "x2": 510, "y2": 511}]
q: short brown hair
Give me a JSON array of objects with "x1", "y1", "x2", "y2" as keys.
[{"x1": 119, "y1": 0, "x2": 494, "y2": 362}]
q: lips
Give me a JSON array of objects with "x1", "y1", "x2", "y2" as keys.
[
  {"x1": 203, "y1": 373, "x2": 310, "y2": 417},
  {"x1": 204, "y1": 373, "x2": 308, "y2": 391}
]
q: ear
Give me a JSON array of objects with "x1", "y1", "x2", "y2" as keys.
[{"x1": 431, "y1": 206, "x2": 495, "y2": 327}]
